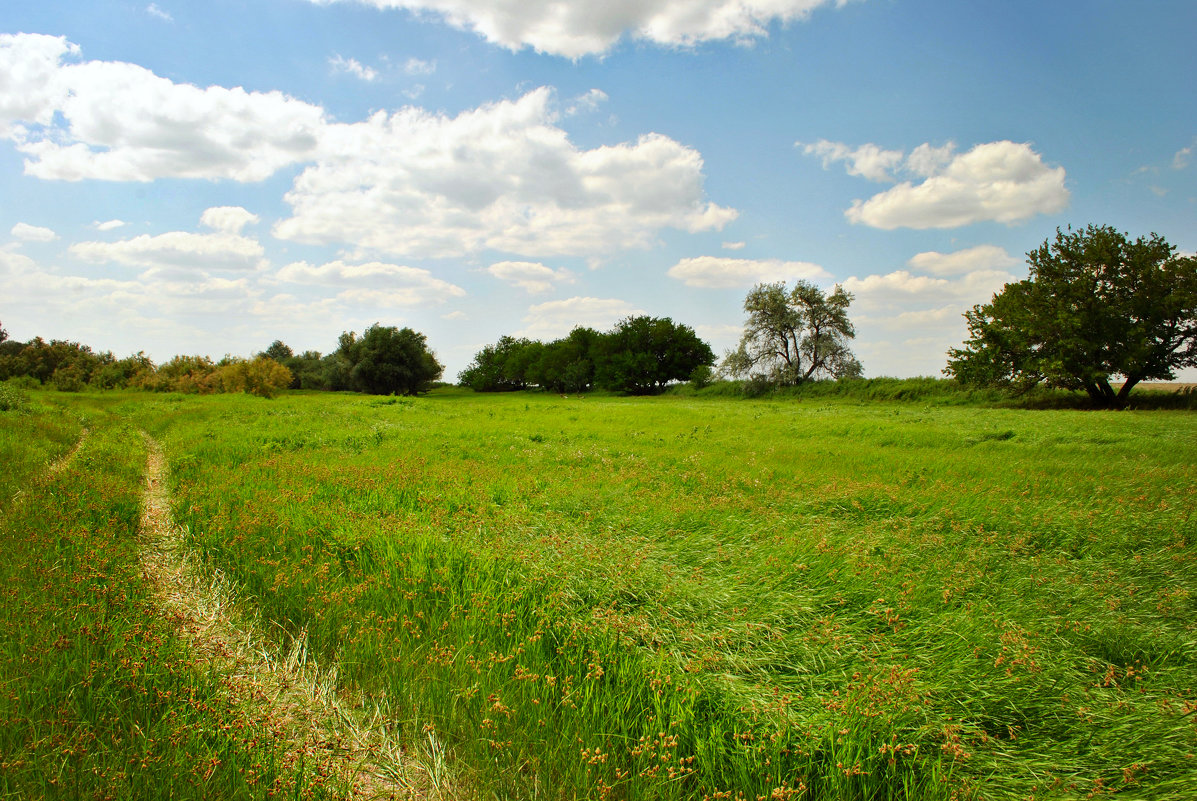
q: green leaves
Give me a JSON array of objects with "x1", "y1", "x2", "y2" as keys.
[{"x1": 946, "y1": 225, "x2": 1197, "y2": 407}]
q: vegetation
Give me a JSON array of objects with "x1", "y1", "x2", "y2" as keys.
[
  {"x1": 0, "y1": 397, "x2": 326, "y2": 798},
  {"x1": 723, "y1": 281, "x2": 862, "y2": 388},
  {"x1": 946, "y1": 225, "x2": 1197, "y2": 408},
  {"x1": 460, "y1": 316, "x2": 715, "y2": 395},
  {"x1": 14, "y1": 388, "x2": 1170, "y2": 800}
]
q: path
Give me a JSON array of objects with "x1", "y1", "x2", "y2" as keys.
[{"x1": 138, "y1": 433, "x2": 431, "y2": 799}]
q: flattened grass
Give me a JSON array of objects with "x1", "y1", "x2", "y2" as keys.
[{"x1": 113, "y1": 391, "x2": 1197, "y2": 798}]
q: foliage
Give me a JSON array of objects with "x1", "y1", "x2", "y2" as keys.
[
  {"x1": 114, "y1": 391, "x2": 1197, "y2": 800},
  {"x1": 946, "y1": 225, "x2": 1197, "y2": 408},
  {"x1": 594, "y1": 316, "x2": 715, "y2": 394},
  {"x1": 0, "y1": 382, "x2": 29, "y2": 412},
  {"x1": 336, "y1": 323, "x2": 444, "y2": 396},
  {"x1": 260, "y1": 339, "x2": 293, "y2": 362},
  {"x1": 215, "y1": 356, "x2": 294, "y2": 398},
  {"x1": 723, "y1": 280, "x2": 861, "y2": 387},
  {"x1": 461, "y1": 318, "x2": 715, "y2": 395}
]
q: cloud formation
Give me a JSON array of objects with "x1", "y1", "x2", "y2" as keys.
[
  {"x1": 905, "y1": 244, "x2": 1020, "y2": 276},
  {"x1": 518, "y1": 296, "x2": 643, "y2": 339},
  {"x1": 487, "y1": 261, "x2": 574, "y2": 293},
  {"x1": 330, "y1": 54, "x2": 378, "y2": 81},
  {"x1": 667, "y1": 256, "x2": 830, "y2": 289},
  {"x1": 200, "y1": 206, "x2": 261, "y2": 234},
  {"x1": 70, "y1": 231, "x2": 268, "y2": 275},
  {"x1": 803, "y1": 137, "x2": 1069, "y2": 229},
  {"x1": 275, "y1": 259, "x2": 466, "y2": 306},
  {"x1": 311, "y1": 0, "x2": 855, "y2": 58},
  {"x1": 274, "y1": 87, "x2": 735, "y2": 258},
  {"x1": 11, "y1": 222, "x2": 58, "y2": 242},
  {"x1": 0, "y1": 33, "x2": 326, "y2": 182}
]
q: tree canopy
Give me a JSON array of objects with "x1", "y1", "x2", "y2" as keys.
[
  {"x1": 945, "y1": 225, "x2": 1197, "y2": 407},
  {"x1": 459, "y1": 317, "x2": 714, "y2": 395},
  {"x1": 722, "y1": 280, "x2": 861, "y2": 385},
  {"x1": 337, "y1": 324, "x2": 444, "y2": 396}
]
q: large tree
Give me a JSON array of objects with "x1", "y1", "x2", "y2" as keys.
[
  {"x1": 594, "y1": 316, "x2": 715, "y2": 394},
  {"x1": 722, "y1": 280, "x2": 861, "y2": 385},
  {"x1": 338, "y1": 324, "x2": 444, "y2": 395},
  {"x1": 945, "y1": 225, "x2": 1197, "y2": 407}
]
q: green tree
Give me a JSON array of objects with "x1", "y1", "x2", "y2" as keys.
[
  {"x1": 261, "y1": 340, "x2": 294, "y2": 362},
  {"x1": 594, "y1": 316, "x2": 715, "y2": 395},
  {"x1": 945, "y1": 225, "x2": 1197, "y2": 408},
  {"x1": 722, "y1": 281, "x2": 860, "y2": 385},
  {"x1": 459, "y1": 336, "x2": 538, "y2": 392},
  {"x1": 337, "y1": 324, "x2": 443, "y2": 396}
]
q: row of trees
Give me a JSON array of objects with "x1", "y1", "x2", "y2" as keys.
[
  {"x1": 0, "y1": 323, "x2": 443, "y2": 398},
  {"x1": 459, "y1": 316, "x2": 715, "y2": 395}
]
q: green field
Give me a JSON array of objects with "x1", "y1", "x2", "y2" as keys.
[{"x1": 3, "y1": 388, "x2": 1195, "y2": 799}]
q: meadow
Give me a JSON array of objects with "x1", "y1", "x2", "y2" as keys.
[{"x1": 2, "y1": 386, "x2": 1195, "y2": 799}]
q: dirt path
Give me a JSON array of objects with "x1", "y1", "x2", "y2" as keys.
[{"x1": 139, "y1": 433, "x2": 433, "y2": 799}]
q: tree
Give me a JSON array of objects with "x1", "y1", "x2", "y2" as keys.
[
  {"x1": 722, "y1": 280, "x2": 860, "y2": 385},
  {"x1": 337, "y1": 324, "x2": 443, "y2": 395},
  {"x1": 945, "y1": 225, "x2": 1197, "y2": 408},
  {"x1": 261, "y1": 340, "x2": 294, "y2": 362},
  {"x1": 594, "y1": 316, "x2": 715, "y2": 394},
  {"x1": 459, "y1": 336, "x2": 538, "y2": 391}
]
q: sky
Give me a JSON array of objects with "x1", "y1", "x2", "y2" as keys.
[{"x1": 2, "y1": 0, "x2": 1195, "y2": 381}]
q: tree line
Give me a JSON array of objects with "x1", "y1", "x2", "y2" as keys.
[
  {"x1": 0, "y1": 323, "x2": 442, "y2": 398},
  {"x1": 458, "y1": 316, "x2": 715, "y2": 395}
]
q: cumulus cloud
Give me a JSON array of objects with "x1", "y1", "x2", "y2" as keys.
[
  {"x1": 93, "y1": 219, "x2": 126, "y2": 231},
  {"x1": 275, "y1": 259, "x2": 465, "y2": 305},
  {"x1": 274, "y1": 87, "x2": 736, "y2": 258},
  {"x1": 330, "y1": 54, "x2": 378, "y2": 81},
  {"x1": 905, "y1": 244, "x2": 1020, "y2": 276},
  {"x1": 310, "y1": 0, "x2": 854, "y2": 58},
  {"x1": 801, "y1": 139, "x2": 904, "y2": 182},
  {"x1": 721, "y1": 241, "x2": 746, "y2": 250},
  {"x1": 70, "y1": 231, "x2": 268, "y2": 275},
  {"x1": 487, "y1": 260, "x2": 574, "y2": 293},
  {"x1": 843, "y1": 141, "x2": 1069, "y2": 229},
  {"x1": 200, "y1": 206, "x2": 260, "y2": 234},
  {"x1": 518, "y1": 296, "x2": 643, "y2": 339},
  {"x1": 0, "y1": 33, "x2": 326, "y2": 182},
  {"x1": 666, "y1": 256, "x2": 830, "y2": 289},
  {"x1": 11, "y1": 222, "x2": 58, "y2": 242},
  {"x1": 1174, "y1": 145, "x2": 1193, "y2": 171}
]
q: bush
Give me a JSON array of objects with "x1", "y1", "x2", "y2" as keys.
[{"x1": 0, "y1": 383, "x2": 28, "y2": 412}]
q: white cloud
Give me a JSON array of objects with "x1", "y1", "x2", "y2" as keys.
[
  {"x1": 200, "y1": 206, "x2": 260, "y2": 234},
  {"x1": 721, "y1": 241, "x2": 746, "y2": 250},
  {"x1": 801, "y1": 139, "x2": 904, "y2": 182},
  {"x1": 403, "y1": 57, "x2": 436, "y2": 75},
  {"x1": 1173, "y1": 145, "x2": 1192, "y2": 170},
  {"x1": 840, "y1": 141, "x2": 1069, "y2": 229},
  {"x1": 906, "y1": 244, "x2": 1020, "y2": 276},
  {"x1": 565, "y1": 88, "x2": 608, "y2": 116},
  {"x1": 274, "y1": 87, "x2": 736, "y2": 258},
  {"x1": 518, "y1": 296, "x2": 643, "y2": 339},
  {"x1": 487, "y1": 260, "x2": 574, "y2": 293},
  {"x1": 275, "y1": 259, "x2": 466, "y2": 305},
  {"x1": 442, "y1": 310, "x2": 467, "y2": 320},
  {"x1": 10, "y1": 222, "x2": 58, "y2": 242},
  {"x1": 0, "y1": 33, "x2": 326, "y2": 182},
  {"x1": 70, "y1": 231, "x2": 268, "y2": 274},
  {"x1": 311, "y1": 0, "x2": 854, "y2": 58},
  {"x1": 146, "y1": 4, "x2": 173, "y2": 22},
  {"x1": 666, "y1": 256, "x2": 830, "y2": 289},
  {"x1": 330, "y1": 54, "x2": 378, "y2": 81},
  {"x1": 93, "y1": 219, "x2": 126, "y2": 231}
]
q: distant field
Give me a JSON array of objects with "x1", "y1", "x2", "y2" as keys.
[{"x1": 5, "y1": 389, "x2": 1196, "y2": 799}]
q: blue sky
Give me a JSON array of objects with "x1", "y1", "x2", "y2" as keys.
[{"x1": 2, "y1": 0, "x2": 1195, "y2": 380}]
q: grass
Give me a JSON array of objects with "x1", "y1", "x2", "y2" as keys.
[
  {"x1": 4, "y1": 387, "x2": 1194, "y2": 798},
  {"x1": 0, "y1": 396, "x2": 345, "y2": 799}
]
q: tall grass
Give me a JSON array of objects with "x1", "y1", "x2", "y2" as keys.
[
  {"x1": 0, "y1": 398, "x2": 336, "y2": 799},
  {"x1": 106, "y1": 390, "x2": 1197, "y2": 799}
]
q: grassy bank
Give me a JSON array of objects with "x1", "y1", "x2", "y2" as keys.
[{"x1": 104, "y1": 389, "x2": 1197, "y2": 799}]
